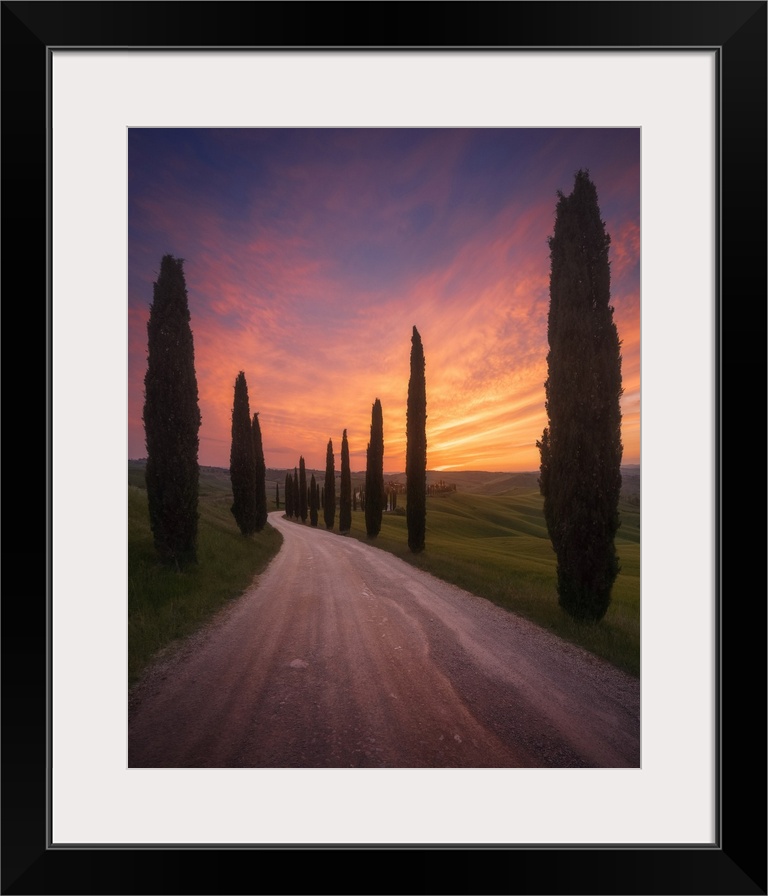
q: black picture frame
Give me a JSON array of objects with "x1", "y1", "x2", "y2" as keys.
[{"x1": 3, "y1": 2, "x2": 765, "y2": 894}]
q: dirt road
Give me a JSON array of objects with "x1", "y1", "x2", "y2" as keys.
[{"x1": 128, "y1": 512, "x2": 640, "y2": 768}]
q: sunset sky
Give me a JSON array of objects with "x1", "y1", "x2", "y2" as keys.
[{"x1": 128, "y1": 128, "x2": 639, "y2": 473}]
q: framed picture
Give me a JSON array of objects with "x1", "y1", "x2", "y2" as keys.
[{"x1": 5, "y1": 2, "x2": 764, "y2": 893}]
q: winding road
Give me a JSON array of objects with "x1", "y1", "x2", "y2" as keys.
[{"x1": 128, "y1": 511, "x2": 640, "y2": 768}]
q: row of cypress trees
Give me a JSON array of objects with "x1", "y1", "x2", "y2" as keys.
[
  {"x1": 282, "y1": 435, "x2": 346, "y2": 532},
  {"x1": 283, "y1": 457, "x2": 320, "y2": 526},
  {"x1": 278, "y1": 326, "x2": 428, "y2": 553}
]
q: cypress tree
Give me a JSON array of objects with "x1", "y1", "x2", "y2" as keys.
[
  {"x1": 252, "y1": 413, "x2": 268, "y2": 532},
  {"x1": 310, "y1": 473, "x2": 319, "y2": 527},
  {"x1": 275, "y1": 481, "x2": 280, "y2": 509},
  {"x1": 365, "y1": 399, "x2": 385, "y2": 538},
  {"x1": 339, "y1": 429, "x2": 352, "y2": 533},
  {"x1": 299, "y1": 456, "x2": 308, "y2": 523},
  {"x1": 537, "y1": 169, "x2": 623, "y2": 623},
  {"x1": 230, "y1": 372, "x2": 258, "y2": 535},
  {"x1": 293, "y1": 468, "x2": 299, "y2": 520},
  {"x1": 284, "y1": 472, "x2": 292, "y2": 517},
  {"x1": 406, "y1": 326, "x2": 427, "y2": 552},
  {"x1": 143, "y1": 254, "x2": 201, "y2": 567},
  {"x1": 324, "y1": 439, "x2": 336, "y2": 530}
]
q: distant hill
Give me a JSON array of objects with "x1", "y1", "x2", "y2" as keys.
[
  {"x1": 129, "y1": 460, "x2": 639, "y2": 501},
  {"x1": 424, "y1": 470, "x2": 540, "y2": 495}
]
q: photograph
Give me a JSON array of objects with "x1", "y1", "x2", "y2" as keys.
[
  {"x1": 126, "y1": 127, "x2": 641, "y2": 770},
  {"x1": 2, "y1": 0, "x2": 763, "y2": 891}
]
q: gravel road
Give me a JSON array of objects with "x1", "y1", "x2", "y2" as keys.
[{"x1": 128, "y1": 511, "x2": 640, "y2": 768}]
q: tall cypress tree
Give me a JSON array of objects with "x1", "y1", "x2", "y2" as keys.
[
  {"x1": 143, "y1": 255, "x2": 201, "y2": 567},
  {"x1": 299, "y1": 456, "x2": 308, "y2": 523},
  {"x1": 251, "y1": 413, "x2": 268, "y2": 532},
  {"x1": 537, "y1": 169, "x2": 623, "y2": 623},
  {"x1": 293, "y1": 468, "x2": 299, "y2": 520},
  {"x1": 406, "y1": 326, "x2": 427, "y2": 552},
  {"x1": 309, "y1": 473, "x2": 319, "y2": 527},
  {"x1": 275, "y1": 481, "x2": 280, "y2": 509},
  {"x1": 339, "y1": 429, "x2": 352, "y2": 533},
  {"x1": 324, "y1": 439, "x2": 336, "y2": 530},
  {"x1": 365, "y1": 400, "x2": 384, "y2": 538},
  {"x1": 284, "y1": 471, "x2": 293, "y2": 517},
  {"x1": 230, "y1": 372, "x2": 258, "y2": 535}
]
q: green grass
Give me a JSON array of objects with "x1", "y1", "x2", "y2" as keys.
[
  {"x1": 128, "y1": 467, "x2": 283, "y2": 687},
  {"x1": 341, "y1": 490, "x2": 640, "y2": 677}
]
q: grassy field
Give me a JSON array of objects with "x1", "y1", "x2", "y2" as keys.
[
  {"x1": 337, "y1": 488, "x2": 640, "y2": 677},
  {"x1": 128, "y1": 462, "x2": 283, "y2": 686}
]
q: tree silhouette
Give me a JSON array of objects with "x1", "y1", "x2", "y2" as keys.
[
  {"x1": 310, "y1": 473, "x2": 319, "y2": 527},
  {"x1": 406, "y1": 326, "x2": 427, "y2": 552},
  {"x1": 143, "y1": 255, "x2": 201, "y2": 567},
  {"x1": 230, "y1": 372, "x2": 258, "y2": 535},
  {"x1": 275, "y1": 481, "x2": 280, "y2": 509},
  {"x1": 324, "y1": 439, "x2": 336, "y2": 530},
  {"x1": 537, "y1": 170, "x2": 623, "y2": 623},
  {"x1": 339, "y1": 429, "x2": 352, "y2": 533},
  {"x1": 365, "y1": 399, "x2": 384, "y2": 538},
  {"x1": 252, "y1": 413, "x2": 268, "y2": 532},
  {"x1": 299, "y1": 456, "x2": 308, "y2": 523},
  {"x1": 285, "y1": 471, "x2": 293, "y2": 517},
  {"x1": 293, "y1": 468, "x2": 299, "y2": 520}
]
